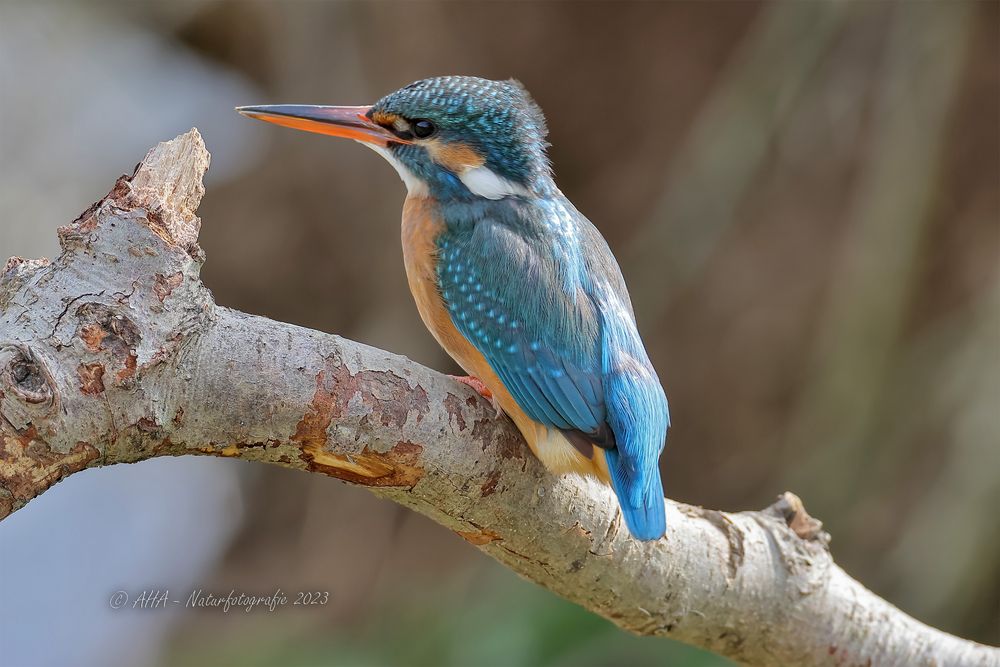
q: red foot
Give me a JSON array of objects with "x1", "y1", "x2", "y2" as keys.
[
  {"x1": 450, "y1": 375, "x2": 503, "y2": 417},
  {"x1": 450, "y1": 374, "x2": 493, "y2": 399}
]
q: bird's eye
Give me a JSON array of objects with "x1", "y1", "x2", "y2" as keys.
[{"x1": 411, "y1": 119, "x2": 436, "y2": 139}]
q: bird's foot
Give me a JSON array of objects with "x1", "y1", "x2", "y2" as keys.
[{"x1": 450, "y1": 375, "x2": 503, "y2": 417}]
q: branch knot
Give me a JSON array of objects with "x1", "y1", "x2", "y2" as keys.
[{"x1": 767, "y1": 491, "x2": 829, "y2": 543}]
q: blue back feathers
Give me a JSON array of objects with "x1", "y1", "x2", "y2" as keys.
[{"x1": 435, "y1": 194, "x2": 670, "y2": 541}]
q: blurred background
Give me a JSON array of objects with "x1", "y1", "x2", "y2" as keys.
[{"x1": 0, "y1": 1, "x2": 996, "y2": 665}]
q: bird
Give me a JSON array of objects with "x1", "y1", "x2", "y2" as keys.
[{"x1": 237, "y1": 76, "x2": 670, "y2": 540}]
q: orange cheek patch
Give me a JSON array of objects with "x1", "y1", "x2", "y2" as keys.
[
  {"x1": 426, "y1": 140, "x2": 486, "y2": 173},
  {"x1": 371, "y1": 111, "x2": 401, "y2": 126}
]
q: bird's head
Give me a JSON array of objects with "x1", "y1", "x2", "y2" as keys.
[{"x1": 238, "y1": 76, "x2": 552, "y2": 201}]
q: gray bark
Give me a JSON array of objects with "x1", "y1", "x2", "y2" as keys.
[{"x1": 1, "y1": 130, "x2": 996, "y2": 667}]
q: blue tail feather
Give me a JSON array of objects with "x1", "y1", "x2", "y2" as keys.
[{"x1": 605, "y1": 448, "x2": 666, "y2": 541}]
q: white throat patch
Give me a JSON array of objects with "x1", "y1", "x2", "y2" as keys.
[
  {"x1": 458, "y1": 166, "x2": 531, "y2": 200},
  {"x1": 364, "y1": 143, "x2": 428, "y2": 197},
  {"x1": 364, "y1": 144, "x2": 530, "y2": 200}
]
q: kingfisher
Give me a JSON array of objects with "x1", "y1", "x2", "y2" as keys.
[{"x1": 237, "y1": 76, "x2": 670, "y2": 540}]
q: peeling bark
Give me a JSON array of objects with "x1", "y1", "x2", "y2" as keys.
[{"x1": 0, "y1": 130, "x2": 996, "y2": 667}]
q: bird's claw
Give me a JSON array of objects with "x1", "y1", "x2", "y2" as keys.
[{"x1": 450, "y1": 375, "x2": 503, "y2": 417}]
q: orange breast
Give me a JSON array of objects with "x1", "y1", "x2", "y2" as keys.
[
  {"x1": 400, "y1": 197, "x2": 602, "y2": 480},
  {"x1": 401, "y1": 198, "x2": 504, "y2": 384},
  {"x1": 400, "y1": 199, "x2": 528, "y2": 425}
]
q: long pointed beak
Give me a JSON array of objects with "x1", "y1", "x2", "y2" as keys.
[{"x1": 235, "y1": 104, "x2": 408, "y2": 147}]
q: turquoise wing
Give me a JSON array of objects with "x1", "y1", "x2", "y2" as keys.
[
  {"x1": 436, "y1": 198, "x2": 669, "y2": 540},
  {"x1": 436, "y1": 205, "x2": 607, "y2": 439}
]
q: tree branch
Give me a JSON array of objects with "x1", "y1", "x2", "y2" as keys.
[{"x1": 1, "y1": 131, "x2": 995, "y2": 667}]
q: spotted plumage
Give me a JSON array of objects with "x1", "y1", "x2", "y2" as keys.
[
  {"x1": 373, "y1": 76, "x2": 550, "y2": 186},
  {"x1": 238, "y1": 76, "x2": 671, "y2": 540}
]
